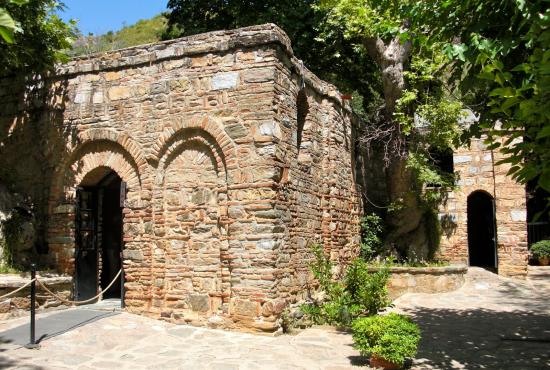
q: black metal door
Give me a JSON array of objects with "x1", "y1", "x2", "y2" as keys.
[
  {"x1": 75, "y1": 187, "x2": 98, "y2": 301},
  {"x1": 467, "y1": 191, "x2": 497, "y2": 268}
]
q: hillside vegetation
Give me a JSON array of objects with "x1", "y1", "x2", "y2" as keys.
[{"x1": 70, "y1": 14, "x2": 167, "y2": 56}]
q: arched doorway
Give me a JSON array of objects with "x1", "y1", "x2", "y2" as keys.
[
  {"x1": 467, "y1": 191, "x2": 497, "y2": 268},
  {"x1": 75, "y1": 167, "x2": 124, "y2": 301}
]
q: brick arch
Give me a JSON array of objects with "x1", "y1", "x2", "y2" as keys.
[
  {"x1": 50, "y1": 139, "x2": 143, "y2": 209},
  {"x1": 72, "y1": 149, "x2": 141, "y2": 191},
  {"x1": 149, "y1": 115, "x2": 237, "y2": 174},
  {"x1": 76, "y1": 129, "x2": 147, "y2": 172},
  {"x1": 158, "y1": 131, "x2": 226, "y2": 180}
]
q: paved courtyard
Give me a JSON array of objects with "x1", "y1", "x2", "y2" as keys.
[
  {"x1": 0, "y1": 311, "x2": 361, "y2": 370},
  {"x1": 394, "y1": 268, "x2": 550, "y2": 369},
  {"x1": 0, "y1": 268, "x2": 548, "y2": 369}
]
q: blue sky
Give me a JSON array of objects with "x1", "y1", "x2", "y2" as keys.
[{"x1": 59, "y1": 1, "x2": 168, "y2": 35}]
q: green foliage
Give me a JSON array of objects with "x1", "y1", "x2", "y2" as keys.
[
  {"x1": 345, "y1": 259, "x2": 391, "y2": 316},
  {"x1": 70, "y1": 14, "x2": 167, "y2": 56},
  {"x1": 352, "y1": 313, "x2": 421, "y2": 366},
  {"x1": 531, "y1": 240, "x2": 550, "y2": 259},
  {"x1": 434, "y1": 0, "x2": 550, "y2": 195},
  {"x1": 303, "y1": 245, "x2": 390, "y2": 326},
  {"x1": 308, "y1": 243, "x2": 336, "y2": 295},
  {"x1": 0, "y1": 0, "x2": 28, "y2": 44},
  {"x1": 0, "y1": 264, "x2": 19, "y2": 273},
  {"x1": 321, "y1": 0, "x2": 550, "y2": 208},
  {"x1": 359, "y1": 213, "x2": 384, "y2": 259},
  {"x1": 0, "y1": 0, "x2": 76, "y2": 76},
  {"x1": 0, "y1": 211, "x2": 24, "y2": 269}
]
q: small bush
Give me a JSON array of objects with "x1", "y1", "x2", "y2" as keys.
[
  {"x1": 352, "y1": 313, "x2": 421, "y2": 366},
  {"x1": 303, "y1": 245, "x2": 391, "y2": 326},
  {"x1": 345, "y1": 259, "x2": 391, "y2": 316},
  {"x1": 531, "y1": 240, "x2": 550, "y2": 259}
]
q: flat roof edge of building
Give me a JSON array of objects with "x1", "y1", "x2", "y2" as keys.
[{"x1": 54, "y1": 23, "x2": 352, "y2": 113}]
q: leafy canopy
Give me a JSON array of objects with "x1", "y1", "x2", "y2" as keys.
[
  {"x1": 322, "y1": 0, "x2": 550, "y2": 196},
  {"x1": 0, "y1": 0, "x2": 76, "y2": 76}
]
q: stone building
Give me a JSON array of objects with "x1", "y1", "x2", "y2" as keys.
[
  {"x1": 0, "y1": 24, "x2": 361, "y2": 331},
  {"x1": 437, "y1": 131, "x2": 529, "y2": 278},
  {"x1": 0, "y1": 23, "x2": 539, "y2": 332}
]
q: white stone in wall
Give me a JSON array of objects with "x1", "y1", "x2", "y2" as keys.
[
  {"x1": 212, "y1": 72, "x2": 239, "y2": 90},
  {"x1": 92, "y1": 91, "x2": 104, "y2": 104},
  {"x1": 454, "y1": 155, "x2": 472, "y2": 164},
  {"x1": 258, "y1": 121, "x2": 281, "y2": 139},
  {"x1": 257, "y1": 239, "x2": 277, "y2": 250},
  {"x1": 155, "y1": 47, "x2": 176, "y2": 59},
  {"x1": 483, "y1": 153, "x2": 492, "y2": 162},
  {"x1": 510, "y1": 210, "x2": 526, "y2": 221},
  {"x1": 74, "y1": 85, "x2": 91, "y2": 104}
]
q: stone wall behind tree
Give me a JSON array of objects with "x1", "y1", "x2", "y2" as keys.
[{"x1": 0, "y1": 24, "x2": 363, "y2": 332}]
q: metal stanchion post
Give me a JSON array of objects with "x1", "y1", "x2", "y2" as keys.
[
  {"x1": 25, "y1": 263, "x2": 40, "y2": 349},
  {"x1": 120, "y1": 252, "x2": 125, "y2": 309}
]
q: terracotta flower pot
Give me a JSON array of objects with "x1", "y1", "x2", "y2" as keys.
[
  {"x1": 369, "y1": 355, "x2": 402, "y2": 369},
  {"x1": 539, "y1": 256, "x2": 550, "y2": 266}
]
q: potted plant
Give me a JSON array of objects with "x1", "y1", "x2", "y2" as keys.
[
  {"x1": 531, "y1": 240, "x2": 550, "y2": 266},
  {"x1": 352, "y1": 313, "x2": 420, "y2": 369}
]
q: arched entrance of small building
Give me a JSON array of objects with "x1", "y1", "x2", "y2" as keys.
[
  {"x1": 75, "y1": 167, "x2": 124, "y2": 301},
  {"x1": 467, "y1": 190, "x2": 497, "y2": 269}
]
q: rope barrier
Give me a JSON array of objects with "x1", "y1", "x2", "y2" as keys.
[
  {"x1": 0, "y1": 278, "x2": 37, "y2": 300},
  {"x1": 36, "y1": 268, "x2": 122, "y2": 306}
]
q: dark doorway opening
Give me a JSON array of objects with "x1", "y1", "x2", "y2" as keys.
[
  {"x1": 467, "y1": 191, "x2": 497, "y2": 269},
  {"x1": 75, "y1": 168, "x2": 124, "y2": 302},
  {"x1": 526, "y1": 178, "x2": 550, "y2": 247}
]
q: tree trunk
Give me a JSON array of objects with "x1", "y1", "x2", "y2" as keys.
[{"x1": 364, "y1": 36, "x2": 430, "y2": 260}]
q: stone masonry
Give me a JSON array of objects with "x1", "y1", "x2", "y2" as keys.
[
  {"x1": 438, "y1": 131, "x2": 528, "y2": 277},
  {"x1": 0, "y1": 24, "x2": 361, "y2": 332}
]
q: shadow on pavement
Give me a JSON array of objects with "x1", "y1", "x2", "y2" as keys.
[
  {"x1": 0, "y1": 345, "x2": 44, "y2": 369},
  {"x1": 407, "y1": 307, "x2": 550, "y2": 369}
]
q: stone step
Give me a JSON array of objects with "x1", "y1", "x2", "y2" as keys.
[
  {"x1": 526, "y1": 266, "x2": 550, "y2": 281},
  {"x1": 79, "y1": 298, "x2": 123, "y2": 312}
]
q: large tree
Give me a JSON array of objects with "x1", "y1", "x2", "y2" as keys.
[
  {"x1": 318, "y1": 1, "x2": 463, "y2": 260},
  {"x1": 321, "y1": 0, "x2": 550, "y2": 245},
  {"x1": 0, "y1": 0, "x2": 75, "y2": 76}
]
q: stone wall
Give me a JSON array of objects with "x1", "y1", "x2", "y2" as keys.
[
  {"x1": 439, "y1": 134, "x2": 528, "y2": 277},
  {"x1": 0, "y1": 274, "x2": 71, "y2": 319},
  {"x1": 0, "y1": 24, "x2": 362, "y2": 332},
  {"x1": 381, "y1": 265, "x2": 467, "y2": 299}
]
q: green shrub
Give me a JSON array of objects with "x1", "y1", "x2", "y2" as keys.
[
  {"x1": 359, "y1": 213, "x2": 384, "y2": 260},
  {"x1": 0, "y1": 211, "x2": 26, "y2": 269},
  {"x1": 303, "y1": 245, "x2": 391, "y2": 326},
  {"x1": 531, "y1": 240, "x2": 550, "y2": 259},
  {"x1": 352, "y1": 313, "x2": 421, "y2": 366},
  {"x1": 345, "y1": 259, "x2": 391, "y2": 316}
]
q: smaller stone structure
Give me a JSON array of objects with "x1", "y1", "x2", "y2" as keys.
[
  {"x1": 439, "y1": 128, "x2": 528, "y2": 277},
  {"x1": 0, "y1": 274, "x2": 71, "y2": 319},
  {"x1": 381, "y1": 265, "x2": 467, "y2": 299}
]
